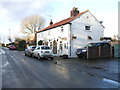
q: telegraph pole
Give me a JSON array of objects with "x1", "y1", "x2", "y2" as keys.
[{"x1": 9, "y1": 29, "x2": 11, "y2": 44}]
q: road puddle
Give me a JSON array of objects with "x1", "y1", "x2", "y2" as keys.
[
  {"x1": 73, "y1": 67, "x2": 119, "y2": 87},
  {"x1": 103, "y1": 78, "x2": 119, "y2": 86}
]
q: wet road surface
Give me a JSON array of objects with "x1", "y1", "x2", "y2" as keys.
[
  {"x1": 54, "y1": 57, "x2": 119, "y2": 82},
  {"x1": 1, "y1": 47, "x2": 119, "y2": 88}
]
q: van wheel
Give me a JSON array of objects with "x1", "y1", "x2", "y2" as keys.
[
  {"x1": 38, "y1": 54, "x2": 41, "y2": 60},
  {"x1": 32, "y1": 54, "x2": 34, "y2": 58},
  {"x1": 25, "y1": 52, "x2": 27, "y2": 56},
  {"x1": 30, "y1": 53, "x2": 32, "y2": 57},
  {"x1": 25, "y1": 53, "x2": 27, "y2": 56},
  {"x1": 77, "y1": 55, "x2": 83, "y2": 58},
  {"x1": 50, "y1": 57, "x2": 53, "y2": 60}
]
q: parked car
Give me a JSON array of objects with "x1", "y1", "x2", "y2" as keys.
[
  {"x1": 25, "y1": 46, "x2": 36, "y2": 57},
  {"x1": 7, "y1": 45, "x2": 10, "y2": 48},
  {"x1": 32, "y1": 45, "x2": 53, "y2": 60},
  {"x1": 76, "y1": 42, "x2": 111, "y2": 58},
  {"x1": 9, "y1": 45, "x2": 16, "y2": 50}
]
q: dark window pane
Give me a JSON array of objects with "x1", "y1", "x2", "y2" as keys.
[{"x1": 85, "y1": 26, "x2": 90, "y2": 30}]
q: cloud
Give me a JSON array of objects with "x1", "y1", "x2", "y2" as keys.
[
  {"x1": 0, "y1": 2, "x2": 29, "y2": 21},
  {"x1": 31, "y1": 0, "x2": 46, "y2": 9},
  {"x1": 0, "y1": 0, "x2": 119, "y2": 44},
  {"x1": 0, "y1": 0, "x2": 55, "y2": 44},
  {"x1": 0, "y1": 0, "x2": 54, "y2": 22}
]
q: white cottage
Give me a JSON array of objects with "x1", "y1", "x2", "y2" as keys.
[{"x1": 37, "y1": 7, "x2": 104, "y2": 57}]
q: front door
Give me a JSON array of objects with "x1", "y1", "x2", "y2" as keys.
[{"x1": 53, "y1": 40, "x2": 57, "y2": 54}]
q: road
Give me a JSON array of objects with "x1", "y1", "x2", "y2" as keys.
[{"x1": 1, "y1": 47, "x2": 119, "y2": 88}]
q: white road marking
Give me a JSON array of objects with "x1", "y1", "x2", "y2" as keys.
[
  {"x1": 2, "y1": 61, "x2": 9, "y2": 67},
  {"x1": 0, "y1": 49, "x2": 5, "y2": 55}
]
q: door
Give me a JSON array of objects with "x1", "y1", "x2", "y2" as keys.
[{"x1": 53, "y1": 40, "x2": 57, "y2": 54}]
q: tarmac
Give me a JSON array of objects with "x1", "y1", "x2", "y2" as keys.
[{"x1": 54, "y1": 57, "x2": 120, "y2": 83}]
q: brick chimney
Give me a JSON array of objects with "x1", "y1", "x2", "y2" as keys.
[
  {"x1": 70, "y1": 7, "x2": 79, "y2": 17},
  {"x1": 50, "y1": 19, "x2": 53, "y2": 25}
]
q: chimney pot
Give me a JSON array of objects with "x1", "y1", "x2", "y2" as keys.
[
  {"x1": 70, "y1": 7, "x2": 79, "y2": 17},
  {"x1": 50, "y1": 19, "x2": 53, "y2": 25}
]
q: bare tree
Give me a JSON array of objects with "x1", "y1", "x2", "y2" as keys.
[
  {"x1": 14, "y1": 35, "x2": 21, "y2": 42},
  {"x1": 21, "y1": 15, "x2": 45, "y2": 45}
]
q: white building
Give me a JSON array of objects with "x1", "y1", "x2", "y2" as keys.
[{"x1": 37, "y1": 7, "x2": 104, "y2": 57}]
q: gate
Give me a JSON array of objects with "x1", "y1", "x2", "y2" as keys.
[
  {"x1": 114, "y1": 44, "x2": 120, "y2": 58},
  {"x1": 87, "y1": 45, "x2": 112, "y2": 59}
]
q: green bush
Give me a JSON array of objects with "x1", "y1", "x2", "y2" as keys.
[
  {"x1": 38, "y1": 40, "x2": 43, "y2": 45},
  {"x1": 17, "y1": 47, "x2": 25, "y2": 51},
  {"x1": 16, "y1": 40, "x2": 26, "y2": 51}
]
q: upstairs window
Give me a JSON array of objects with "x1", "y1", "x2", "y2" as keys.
[
  {"x1": 61, "y1": 26, "x2": 64, "y2": 32},
  {"x1": 85, "y1": 26, "x2": 90, "y2": 30}
]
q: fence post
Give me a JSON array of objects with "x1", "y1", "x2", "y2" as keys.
[
  {"x1": 110, "y1": 46, "x2": 112, "y2": 57},
  {"x1": 99, "y1": 46, "x2": 101, "y2": 57}
]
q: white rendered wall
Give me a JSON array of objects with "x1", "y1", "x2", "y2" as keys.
[
  {"x1": 37, "y1": 24, "x2": 70, "y2": 56},
  {"x1": 70, "y1": 11, "x2": 104, "y2": 57}
]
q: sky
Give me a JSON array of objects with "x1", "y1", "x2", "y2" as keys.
[{"x1": 0, "y1": 0, "x2": 119, "y2": 44}]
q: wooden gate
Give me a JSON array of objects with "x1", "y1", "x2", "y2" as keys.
[{"x1": 87, "y1": 45, "x2": 112, "y2": 59}]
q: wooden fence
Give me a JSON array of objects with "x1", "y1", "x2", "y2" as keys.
[
  {"x1": 87, "y1": 46, "x2": 112, "y2": 59},
  {"x1": 114, "y1": 44, "x2": 120, "y2": 58}
]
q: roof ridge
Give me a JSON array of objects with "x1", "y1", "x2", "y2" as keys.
[{"x1": 37, "y1": 10, "x2": 89, "y2": 33}]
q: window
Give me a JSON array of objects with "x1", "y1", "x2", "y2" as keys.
[
  {"x1": 88, "y1": 35, "x2": 92, "y2": 40},
  {"x1": 85, "y1": 26, "x2": 90, "y2": 30},
  {"x1": 59, "y1": 41, "x2": 63, "y2": 50},
  {"x1": 61, "y1": 26, "x2": 64, "y2": 32},
  {"x1": 64, "y1": 43, "x2": 68, "y2": 49},
  {"x1": 64, "y1": 43, "x2": 66, "y2": 49},
  {"x1": 50, "y1": 42, "x2": 52, "y2": 49}
]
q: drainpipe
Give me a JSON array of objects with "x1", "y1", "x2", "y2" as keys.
[{"x1": 69, "y1": 23, "x2": 72, "y2": 57}]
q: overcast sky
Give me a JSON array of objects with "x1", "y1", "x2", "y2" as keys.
[{"x1": 0, "y1": 0, "x2": 119, "y2": 44}]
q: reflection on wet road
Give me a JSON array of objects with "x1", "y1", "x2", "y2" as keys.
[{"x1": 1, "y1": 47, "x2": 119, "y2": 88}]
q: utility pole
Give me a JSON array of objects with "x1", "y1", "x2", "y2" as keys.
[
  {"x1": 9, "y1": 29, "x2": 10, "y2": 44},
  {"x1": 8, "y1": 29, "x2": 11, "y2": 44}
]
